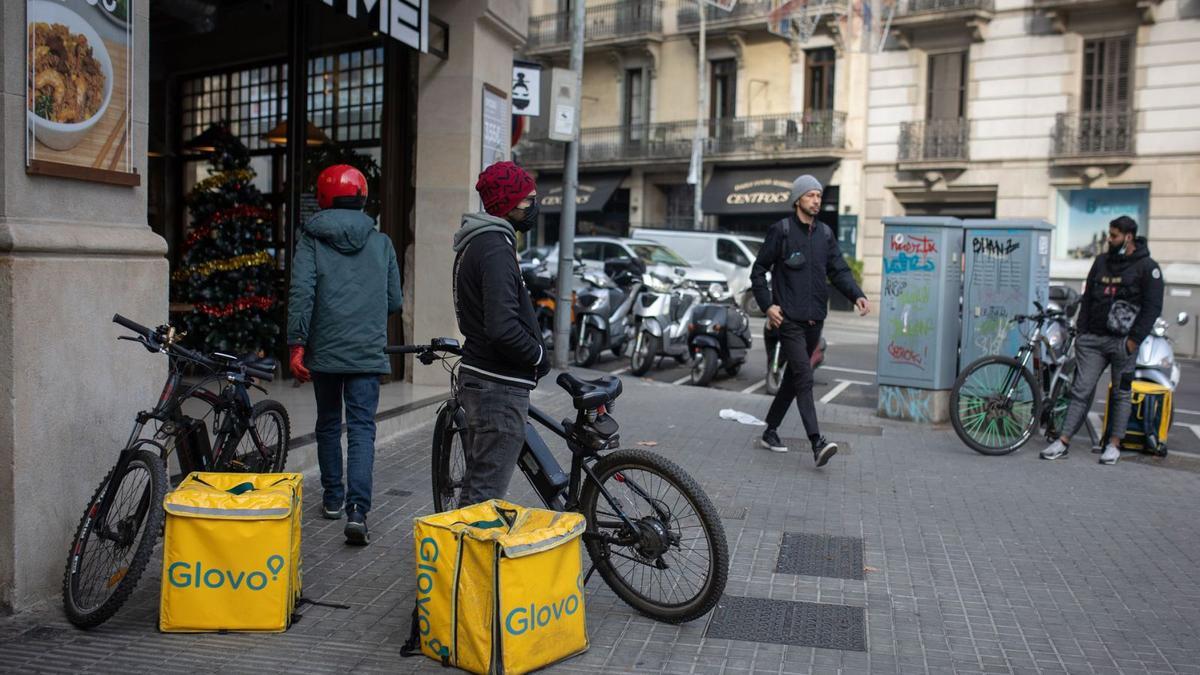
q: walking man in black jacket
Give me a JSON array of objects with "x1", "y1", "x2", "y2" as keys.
[
  {"x1": 750, "y1": 175, "x2": 870, "y2": 466},
  {"x1": 452, "y1": 161, "x2": 550, "y2": 505},
  {"x1": 1040, "y1": 215, "x2": 1164, "y2": 465}
]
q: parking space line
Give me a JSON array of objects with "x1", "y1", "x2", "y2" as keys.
[
  {"x1": 609, "y1": 366, "x2": 630, "y2": 375},
  {"x1": 1176, "y1": 422, "x2": 1200, "y2": 442},
  {"x1": 822, "y1": 365, "x2": 877, "y2": 376},
  {"x1": 820, "y1": 379, "x2": 872, "y2": 404},
  {"x1": 741, "y1": 381, "x2": 766, "y2": 395},
  {"x1": 672, "y1": 374, "x2": 691, "y2": 386},
  {"x1": 1176, "y1": 408, "x2": 1200, "y2": 417}
]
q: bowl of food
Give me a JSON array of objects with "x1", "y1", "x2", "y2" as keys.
[{"x1": 26, "y1": 0, "x2": 113, "y2": 151}]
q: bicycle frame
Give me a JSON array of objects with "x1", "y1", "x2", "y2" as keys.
[{"x1": 1000, "y1": 315, "x2": 1077, "y2": 432}]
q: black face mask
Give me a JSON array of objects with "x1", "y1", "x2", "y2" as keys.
[
  {"x1": 1108, "y1": 234, "x2": 1130, "y2": 256},
  {"x1": 512, "y1": 199, "x2": 539, "y2": 233}
]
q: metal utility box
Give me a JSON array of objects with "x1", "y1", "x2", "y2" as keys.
[
  {"x1": 877, "y1": 217, "x2": 964, "y2": 390},
  {"x1": 960, "y1": 219, "x2": 1053, "y2": 371}
]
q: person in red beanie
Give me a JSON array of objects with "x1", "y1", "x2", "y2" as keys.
[{"x1": 452, "y1": 160, "x2": 549, "y2": 506}]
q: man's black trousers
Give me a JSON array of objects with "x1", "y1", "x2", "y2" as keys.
[{"x1": 765, "y1": 319, "x2": 824, "y2": 438}]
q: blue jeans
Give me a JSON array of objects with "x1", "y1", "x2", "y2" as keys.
[
  {"x1": 457, "y1": 372, "x2": 530, "y2": 506},
  {"x1": 312, "y1": 373, "x2": 381, "y2": 513}
]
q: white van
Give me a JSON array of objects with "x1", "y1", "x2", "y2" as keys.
[{"x1": 630, "y1": 228, "x2": 765, "y2": 314}]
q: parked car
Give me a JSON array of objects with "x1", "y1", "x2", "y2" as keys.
[
  {"x1": 542, "y1": 236, "x2": 730, "y2": 295},
  {"x1": 630, "y1": 228, "x2": 764, "y2": 316}
]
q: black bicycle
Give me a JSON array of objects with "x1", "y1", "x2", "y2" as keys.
[
  {"x1": 63, "y1": 314, "x2": 289, "y2": 628},
  {"x1": 390, "y1": 339, "x2": 729, "y2": 624}
]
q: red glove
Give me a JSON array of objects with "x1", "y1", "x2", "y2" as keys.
[{"x1": 289, "y1": 345, "x2": 311, "y2": 383}]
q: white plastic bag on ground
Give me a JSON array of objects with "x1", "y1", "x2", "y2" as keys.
[{"x1": 719, "y1": 409, "x2": 767, "y2": 426}]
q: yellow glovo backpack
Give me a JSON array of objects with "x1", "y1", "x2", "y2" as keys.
[
  {"x1": 400, "y1": 499, "x2": 589, "y2": 674},
  {"x1": 159, "y1": 472, "x2": 302, "y2": 633}
]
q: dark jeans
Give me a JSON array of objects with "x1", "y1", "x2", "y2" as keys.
[
  {"x1": 458, "y1": 371, "x2": 530, "y2": 507},
  {"x1": 312, "y1": 372, "x2": 381, "y2": 513},
  {"x1": 765, "y1": 319, "x2": 824, "y2": 439}
]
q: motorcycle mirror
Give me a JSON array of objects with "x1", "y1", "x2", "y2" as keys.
[{"x1": 1179, "y1": 312, "x2": 1190, "y2": 326}]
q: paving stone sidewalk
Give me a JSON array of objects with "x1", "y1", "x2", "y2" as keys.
[{"x1": 2, "y1": 373, "x2": 1200, "y2": 674}]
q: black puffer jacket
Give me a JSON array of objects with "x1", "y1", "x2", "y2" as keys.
[
  {"x1": 452, "y1": 213, "x2": 547, "y2": 389},
  {"x1": 750, "y1": 214, "x2": 864, "y2": 321},
  {"x1": 1077, "y1": 237, "x2": 1164, "y2": 346}
]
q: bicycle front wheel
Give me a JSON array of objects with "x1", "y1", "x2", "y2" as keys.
[
  {"x1": 579, "y1": 449, "x2": 728, "y2": 624},
  {"x1": 431, "y1": 402, "x2": 467, "y2": 513},
  {"x1": 62, "y1": 447, "x2": 168, "y2": 628},
  {"x1": 951, "y1": 356, "x2": 1041, "y2": 455}
]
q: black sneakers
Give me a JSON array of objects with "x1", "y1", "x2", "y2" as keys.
[
  {"x1": 322, "y1": 502, "x2": 344, "y2": 520},
  {"x1": 812, "y1": 437, "x2": 838, "y2": 468},
  {"x1": 759, "y1": 428, "x2": 788, "y2": 453},
  {"x1": 344, "y1": 506, "x2": 369, "y2": 546}
]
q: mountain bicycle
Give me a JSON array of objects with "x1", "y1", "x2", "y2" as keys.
[
  {"x1": 63, "y1": 314, "x2": 288, "y2": 628},
  {"x1": 950, "y1": 301, "x2": 1078, "y2": 455},
  {"x1": 390, "y1": 339, "x2": 729, "y2": 624}
]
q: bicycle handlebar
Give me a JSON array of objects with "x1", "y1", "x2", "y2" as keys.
[
  {"x1": 385, "y1": 339, "x2": 463, "y2": 359},
  {"x1": 384, "y1": 345, "x2": 425, "y2": 355},
  {"x1": 112, "y1": 314, "x2": 274, "y2": 382}
]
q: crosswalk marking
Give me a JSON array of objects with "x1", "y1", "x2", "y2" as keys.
[{"x1": 820, "y1": 379, "x2": 872, "y2": 404}]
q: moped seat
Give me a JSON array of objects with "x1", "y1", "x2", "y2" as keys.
[{"x1": 556, "y1": 372, "x2": 623, "y2": 410}]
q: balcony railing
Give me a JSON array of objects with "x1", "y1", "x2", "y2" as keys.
[
  {"x1": 515, "y1": 111, "x2": 847, "y2": 166},
  {"x1": 898, "y1": 118, "x2": 969, "y2": 163},
  {"x1": 676, "y1": 0, "x2": 771, "y2": 29},
  {"x1": 901, "y1": 0, "x2": 994, "y2": 14},
  {"x1": 1052, "y1": 110, "x2": 1134, "y2": 158},
  {"x1": 528, "y1": 0, "x2": 662, "y2": 50}
]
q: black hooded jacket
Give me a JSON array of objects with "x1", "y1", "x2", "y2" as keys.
[
  {"x1": 1077, "y1": 237, "x2": 1164, "y2": 346},
  {"x1": 750, "y1": 214, "x2": 865, "y2": 321}
]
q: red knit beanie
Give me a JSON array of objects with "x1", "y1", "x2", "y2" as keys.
[{"x1": 476, "y1": 161, "x2": 535, "y2": 217}]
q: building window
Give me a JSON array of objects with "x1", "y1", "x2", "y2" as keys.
[
  {"x1": 624, "y1": 68, "x2": 644, "y2": 141},
  {"x1": 710, "y1": 59, "x2": 736, "y2": 120},
  {"x1": 308, "y1": 47, "x2": 385, "y2": 143},
  {"x1": 1054, "y1": 187, "x2": 1148, "y2": 259},
  {"x1": 1082, "y1": 36, "x2": 1131, "y2": 113},
  {"x1": 926, "y1": 51, "x2": 966, "y2": 120},
  {"x1": 664, "y1": 184, "x2": 695, "y2": 229},
  {"x1": 805, "y1": 48, "x2": 835, "y2": 112},
  {"x1": 182, "y1": 67, "x2": 284, "y2": 153}
]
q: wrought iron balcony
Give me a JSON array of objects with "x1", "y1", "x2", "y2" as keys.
[
  {"x1": 901, "y1": 0, "x2": 994, "y2": 15},
  {"x1": 891, "y1": 0, "x2": 994, "y2": 43},
  {"x1": 1052, "y1": 110, "x2": 1134, "y2": 160},
  {"x1": 676, "y1": 0, "x2": 849, "y2": 34},
  {"x1": 897, "y1": 118, "x2": 969, "y2": 166},
  {"x1": 515, "y1": 111, "x2": 847, "y2": 168},
  {"x1": 527, "y1": 0, "x2": 662, "y2": 52}
]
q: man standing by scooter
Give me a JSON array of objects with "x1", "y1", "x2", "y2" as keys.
[
  {"x1": 1040, "y1": 215, "x2": 1164, "y2": 465},
  {"x1": 750, "y1": 175, "x2": 869, "y2": 466},
  {"x1": 453, "y1": 161, "x2": 550, "y2": 505}
]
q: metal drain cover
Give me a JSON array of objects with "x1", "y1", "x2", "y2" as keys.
[
  {"x1": 775, "y1": 532, "x2": 864, "y2": 580},
  {"x1": 705, "y1": 596, "x2": 866, "y2": 651}
]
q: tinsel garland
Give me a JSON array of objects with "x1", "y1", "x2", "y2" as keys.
[
  {"x1": 194, "y1": 295, "x2": 276, "y2": 318},
  {"x1": 172, "y1": 250, "x2": 272, "y2": 281},
  {"x1": 183, "y1": 205, "x2": 273, "y2": 250},
  {"x1": 191, "y1": 169, "x2": 255, "y2": 194}
]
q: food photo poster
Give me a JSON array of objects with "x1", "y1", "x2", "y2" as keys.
[{"x1": 26, "y1": 0, "x2": 137, "y2": 185}]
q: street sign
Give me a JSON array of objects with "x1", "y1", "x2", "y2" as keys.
[
  {"x1": 547, "y1": 68, "x2": 579, "y2": 142},
  {"x1": 512, "y1": 62, "x2": 541, "y2": 117}
]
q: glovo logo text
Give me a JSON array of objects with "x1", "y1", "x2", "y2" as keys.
[
  {"x1": 504, "y1": 591, "x2": 582, "y2": 635},
  {"x1": 168, "y1": 555, "x2": 286, "y2": 591},
  {"x1": 416, "y1": 537, "x2": 451, "y2": 658}
]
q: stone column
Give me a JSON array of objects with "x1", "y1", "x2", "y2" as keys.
[
  {"x1": 410, "y1": 0, "x2": 527, "y2": 386},
  {"x1": 0, "y1": 3, "x2": 165, "y2": 611}
]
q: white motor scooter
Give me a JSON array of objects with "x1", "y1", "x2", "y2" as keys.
[{"x1": 1134, "y1": 311, "x2": 1190, "y2": 390}]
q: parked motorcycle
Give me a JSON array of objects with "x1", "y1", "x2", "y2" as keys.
[
  {"x1": 629, "y1": 272, "x2": 709, "y2": 376},
  {"x1": 522, "y1": 259, "x2": 591, "y2": 349},
  {"x1": 688, "y1": 297, "x2": 752, "y2": 387},
  {"x1": 572, "y1": 257, "x2": 645, "y2": 367},
  {"x1": 763, "y1": 323, "x2": 827, "y2": 396}
]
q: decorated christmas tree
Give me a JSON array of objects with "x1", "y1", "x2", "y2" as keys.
[{"x1": 173, "y1": 125, "x2": 279, "y2": 355}]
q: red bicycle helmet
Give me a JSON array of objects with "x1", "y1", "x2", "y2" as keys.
[{"x1": 316, "y1": 164, "x2": 368, "y2": 209}]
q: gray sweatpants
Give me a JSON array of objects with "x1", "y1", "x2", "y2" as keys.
[
  {"x1": 458, "y1": 371, "x2": 530, "y2": 506},
  {"x1": 1060, "y1": 333, "x2": 1136, "y2": 443}
]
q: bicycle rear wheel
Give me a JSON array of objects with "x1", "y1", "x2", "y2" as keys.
[
  {"x1": 432, "y1": 402, "x2": 467, "y2": 513},
  {"x1": 579, "y1": 449, "x2": 728, "y2": 624},
  {"x1": 62, "y1": 446, "x2": 168, "y2": 628},
  {"x1": 224, "y1": 400, "x2": 290, "y2": 472},
  {"x1": 950, "y1": 356, "x2": 1041, "y2": 455}
]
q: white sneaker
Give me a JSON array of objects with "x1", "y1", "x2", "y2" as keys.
[
  {"x1": 1099, "y1": 443, "x2": 1121, "y2": 465},
  {"x1": 1040, "y1": 439, "x2": 1069, "y2": 460}
]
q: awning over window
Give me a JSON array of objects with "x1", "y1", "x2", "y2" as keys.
[
  {"x1": 538, "y1": 173, "x2": 627, "y2": 214},
  {"x1": 701, "y1": 165, "x2": 836, "y2": 215}
]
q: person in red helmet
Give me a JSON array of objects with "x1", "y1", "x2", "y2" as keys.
[
  {"x1": 452, "y1": 160, "x2": 550, "y2": 505},
  {"x1": 287, "y1": 164, "x2": 401, "y2": 545}
]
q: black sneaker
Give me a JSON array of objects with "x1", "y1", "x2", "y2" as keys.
[
  {"x1": 812, "y1": 437, "x2": 838, "y2": 467},
  {"x1": 759, "y1": 428, "x2": 788, "y2": 453},
  {"x1": 344, "y1": 506, "x2": 369, "y2": 546},
  {"x1": 322, "y1": 502, "x2": 344, "y2": 520}
]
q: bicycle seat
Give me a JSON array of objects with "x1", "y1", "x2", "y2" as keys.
[{"x1": 556, "y1": 373, "x2": 622, "y2": 410}]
